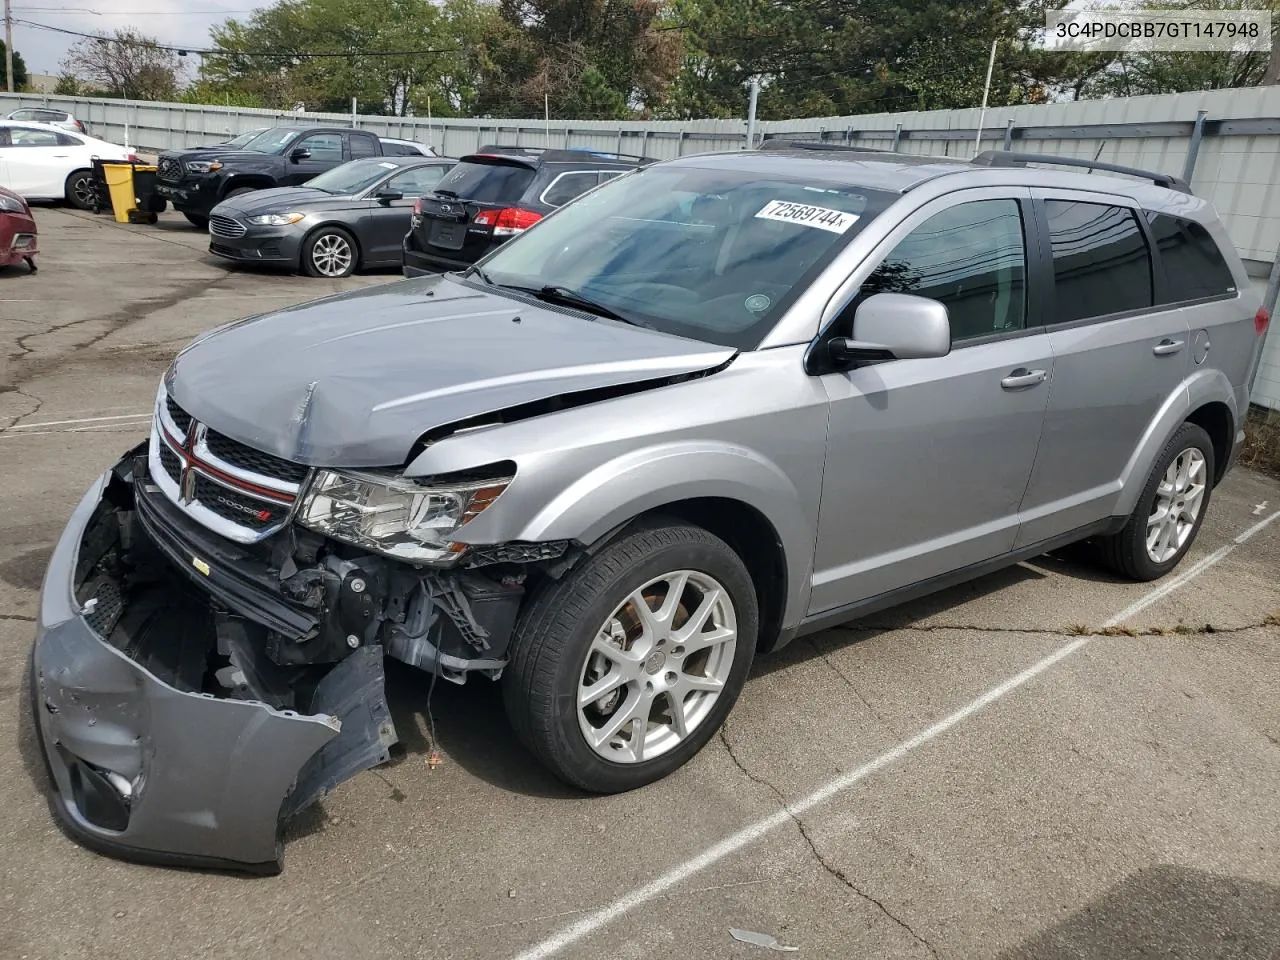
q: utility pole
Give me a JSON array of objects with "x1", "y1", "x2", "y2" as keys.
[
  {"x1": 974, "y1": 39, "x2": 998, "y2": 156},
  {"x1": 745, "y1": 78, "x2": 759, "y2": 150},
  {"x1": 5, "y1": 0, "x2": 14, "y2": 93}
]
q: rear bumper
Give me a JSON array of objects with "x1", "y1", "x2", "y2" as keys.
[
  {"x1": 29, "y1": 458, "x2": 394, "y2": 872},
  {"x1": 0, "y1": 212, "x2": 37, "y2": 265},
  {"x1": 402, "y1": 240, "x2": 472, "y2": 276}
]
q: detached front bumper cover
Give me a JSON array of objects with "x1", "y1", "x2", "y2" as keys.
[{"x1": 30, "y1": 466, "x2": 396, "y2": 873}]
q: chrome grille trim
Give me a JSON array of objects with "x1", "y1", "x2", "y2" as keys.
[
  {"x1": 209, "y1": 215, "x2": 247, "y2": 239},
  {"x1": 157, "y1": 156, "x2": 183, "y2": 182},
  {"x1": 150, "y1": 384, "x2": 308, "y2": 544}
]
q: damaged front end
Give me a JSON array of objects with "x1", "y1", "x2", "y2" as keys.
[{"x1": 31, "y1": 444, "x2": 544, "y2": 872}]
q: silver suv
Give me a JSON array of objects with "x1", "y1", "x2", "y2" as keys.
[{"x1": 31, "y1": 144, "x2": 1270, "y2": 871}]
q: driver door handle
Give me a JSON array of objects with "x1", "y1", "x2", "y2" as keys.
[
  {"x1": 1153, "y1": 338, "x2": 1185, "y2": 356},
  {"x1": 1000, "y1": 368, "x2": 1047, "y2": 390}
]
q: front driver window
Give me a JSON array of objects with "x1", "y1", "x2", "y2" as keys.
[
  {"x1": 295, "y1": 133, "x2": 343, "y2": 163},
  {"x1": 387, "y1": 166, "x2": 446, "y2": 197},
  {"x1": 857, "y1": 198, "x2": 1027, "y2": 343}
]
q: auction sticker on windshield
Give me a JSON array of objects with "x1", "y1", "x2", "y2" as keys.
[{"x1": 755, "y1": 200, "x2": 859, "y2": 233}]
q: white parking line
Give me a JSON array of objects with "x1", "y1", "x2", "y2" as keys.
[
  {"x1": 0, "y1": 421, "x2": 151, "y2": 440},
  {"x1": 9, "y1": 412, "x2": 151, "y2": 429},
  {"x1": 512, "y1": 508, "x2": 1280, "y2": 960}
]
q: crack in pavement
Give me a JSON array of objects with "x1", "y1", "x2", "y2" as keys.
[
  {"x1": 833, "y1": 616, "x2": 1280, "y2": 639},
  {"x1": 0, "y1": 614, "x2": 36, "y2": 622},
  {"x1": 806, "y1": 635, "x2": 896, "y2": 733},
  {"x1": 3, "y1": 273, "x2": 231, "y2": 399},
  {"x1": 0, "y1": 385, "x2": 43, "y2": 431},
  {"x1": 718, "y1": 725, "x2": 940, "y2": 958}
]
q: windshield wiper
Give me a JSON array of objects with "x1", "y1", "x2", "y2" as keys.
[
  {"x1": 468, "y1": 266, "x2": 495, "y2": 285},
  {"x1": 531, "y1": 285, "x2": 644, "y2": 326}
]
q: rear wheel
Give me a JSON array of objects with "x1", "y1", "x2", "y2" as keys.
[
  {"x1": 503, "y1": 522, "x2": 757, "y2": 792},
  {"x1": 64, "y1": 169, "x2": 95, "y2": 210},
  {"x1": 303, "y1": 226, "x2": 358, "y2": 278},
  {"x1": 184, "y1": 212, "x2": 209, "y2": 229},
  {"x1": 1098, "y1": 422, "x2": 1215, "y2": 581}
]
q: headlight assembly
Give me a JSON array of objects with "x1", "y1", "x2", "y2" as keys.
[
  {"x1": 185, "y1": 160, "x2": 222, "y2": 174},
  {"x1": 247, "y1": 212, "x2": 305, "y2": 226},
  {"x1": 297, "y1": 469, "x2": 513, "y2": 563}
]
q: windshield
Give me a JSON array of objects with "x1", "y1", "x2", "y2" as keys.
[
  {"x1": 238, "y1": 127, "x2": 303, "y2": 154},
  {"x1": 307, "y1": 159, "x2": 400, "y2": 195},
  {"x1": 475, "y1": 164, "x2": 893, "y2": 349},
  {"x1": 225, "y1": 129, "x2": 266, "y2": 148},
  {"x1": 434, "y1": 159, "x2": 535, "y2": 203}
]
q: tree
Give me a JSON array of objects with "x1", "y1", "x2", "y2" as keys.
[
  {"x1": 1, "y1": 39, "x2": 28, "y2": 91},
  {"x1": 59, "y1": 29, "x2": 185, "y2": 100},
  {"x1": 205, "y1": 0, "x2": 456, "y2": 115}
]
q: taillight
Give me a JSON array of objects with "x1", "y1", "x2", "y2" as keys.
[
  {"x1": 413, "y1": 196, "x2": 425, "y2": 215},
  {"x1": 76, "y1": 120, "x2": 86, "y2": 133},
  {"x1": 473, "y1": 207, "x2": 542, "y2": 237},
  {"x1": 1256, "y1": 307, "x2": 1270, "y2": 336},
  {"x1": 127, "y1": 152, "x2": 140, "y2": 163}
]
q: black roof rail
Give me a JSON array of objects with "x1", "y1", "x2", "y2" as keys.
[
  {"x1": 473, "y1": 144, "x2": 656, "y2": 165},
  {"x1": 759, "y1": 139, "x2": 889, "y2": 154},
  {"x1": 972, "y1": 150, "x2": 1191, "y2": 193}
]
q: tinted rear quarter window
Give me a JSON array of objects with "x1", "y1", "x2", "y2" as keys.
[
  {"x1": 1044, "y1": 200, "x2": 1153, "y2": 323},
  {"x1": 541, "y1": 170, "x2": 603, "y2": 206},
  {"x1": 1145, "y1": 213, "x2": 1237, "y2": 303},
  {"x1": 434, "y1": 159, "x2": 536, "y2": 203},
  {"x1": 349, "y1": 134, "x2": 380, "y2": 159}
]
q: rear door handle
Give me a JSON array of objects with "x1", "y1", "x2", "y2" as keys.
[
  {"x1": 1000, "y1": 368, "x2": 1047, "y2": 390},
  {"x1": 1153, "y1": 338, "x2": 1185, "y2": 356}
]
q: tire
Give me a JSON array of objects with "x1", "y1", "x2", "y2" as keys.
[
  {"x1": 503, "y1": 521, "x2": 758, "y2": 793},
  {"x1": 223, "y1": 186, "x2": 256, "y2": 200},
  {"x1": 1098, "y1": 422, "x2": 1215, "y2": 581},
  {"x1": 64, "y1": 169, "x2": 95, "y2": 210},
  {"x1": 184, "y1": 212, "x2": 209, "y2": 229},
  {"x1": 302, "y1": 226, "x2": 358, "y2": 278}
]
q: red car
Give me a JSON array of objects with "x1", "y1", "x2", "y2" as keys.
[{"x1": 0, "y1": 185, "x2": 37, "y2": 271}]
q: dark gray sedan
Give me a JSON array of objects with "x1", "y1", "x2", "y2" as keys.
[{"x1": 206, "y1": 156, "x2": 455, "y2": 278}]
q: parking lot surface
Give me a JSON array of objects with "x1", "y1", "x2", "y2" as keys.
[{"x1": 3, "y1": 207, "x2": 1279, "y2": 960}]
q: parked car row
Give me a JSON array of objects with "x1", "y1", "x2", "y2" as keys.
[
  {"x1": 0, "y1": 119, "x2": 135, "y2": 208},
  {"x1": 190, "y1": 135, "x2": 654, "y2": 277}
]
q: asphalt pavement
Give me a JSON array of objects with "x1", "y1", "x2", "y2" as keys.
[{"x1": 2, "y1": 207, "x2": 1278, "y2": 960}]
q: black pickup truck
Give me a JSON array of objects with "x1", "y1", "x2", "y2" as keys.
[{"x1": 156, "y1": 125, "x2": 387, "y2": 228}]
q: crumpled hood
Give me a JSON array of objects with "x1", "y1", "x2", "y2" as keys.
[{"x1": 168, "y1": 275, "x2": 735, "y2": 467}]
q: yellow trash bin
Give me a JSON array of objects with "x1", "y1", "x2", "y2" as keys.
[{"x1": 102, "y1": 162, "x2": 137, "y2": 223}]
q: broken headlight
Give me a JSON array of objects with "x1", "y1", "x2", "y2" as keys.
[{"x1": 297, "y1": 469, "x2": 512, "y2": 563}]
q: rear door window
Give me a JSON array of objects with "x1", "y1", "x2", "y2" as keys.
[
  {"x1": 1044, "y1": 200, "x2": 1153, "y2": 324},
  {"x1": 349, "y1": 133, "x2": 380, "y2": 159},
  {"x1": 1145, "y1": 213, "x2": 1237, "y2": 303},
  {"x1": 541, "y1": 171, "x2": 603, "y2": 206},
  {"x1": 433, "y1": 159, "x2": 535, "y2": 203}
]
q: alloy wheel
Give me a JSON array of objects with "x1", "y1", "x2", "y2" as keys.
[
  {"x1": 70, "y1": 175, "x2": 95, "y2": 209},
  {"x1": 1146, "y1": 447, "x2": 1207, "y2": 563},
  {"x1": 311, "y1": 233, "x2": 353, "y2": 277},
  {"x1": 578, "y1": 570, "x2": 737, "y2": 764}
]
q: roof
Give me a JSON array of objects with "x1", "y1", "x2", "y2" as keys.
[{"x1": 668, "y1": 143, "x2": 1192, "y2": 199}]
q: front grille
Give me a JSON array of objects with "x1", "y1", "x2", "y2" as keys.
[
  {"x1": 209, "y1": 215, "x2": 247, "y2": 239},
  {"x1": 165, "y1": 394, "x2": 192, "y2": 435},
  {"x1": 193, "y1": 475, "x2": 289, "y2": 530},
  {"x1": 151, "y1": 386, "x2": 307, "y2": 543},
  {"x1": 157, "y1": 156, "x2": 183, "y2": 182},
  {"x1": 157, "y1": 441, "x2": 182, "y2": 484},
  {"x1": 205, "y1": 429, "x2": 309, "y2": 483}
]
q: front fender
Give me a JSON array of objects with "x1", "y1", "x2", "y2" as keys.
[
  {"x1": 1114, "y1": 367, "x2": 1238, "y2": 517},
  {"x1": 496, "y1": 442, "x2": 816, "y2": 629}
]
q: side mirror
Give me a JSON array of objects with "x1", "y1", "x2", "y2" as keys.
[
  {"x1": 829, "y1": 293, "x2": 951, "y2": 367},
  {"x1": 374, "y1": 190, "x2": 403, "y2": 205},
  {"x1": 289, "y1": 147, "x2": 312, "y2": 162}
]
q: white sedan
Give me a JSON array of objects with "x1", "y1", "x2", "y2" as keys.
[{"x1": 0, "y1": 121, "x2": 134, "y2": 209}]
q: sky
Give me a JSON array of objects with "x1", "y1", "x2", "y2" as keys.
[{"x1": 11, "y1": 0, "x2": 266, "y2": 76}]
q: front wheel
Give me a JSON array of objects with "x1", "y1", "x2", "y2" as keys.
[
  {"x1": 504, "y1": 522, "x2": 757, "y2": 793},
  {"x1": 1098, "y1": 422, "x2": 1215, "y2": 581},
  {"x1": 302, "y1": 226, "x2": 358, "y2": 278},
  {"x1": 184, "y1": 212, "x2": 209, "y2": 229},
  {"x1": 64, "y1": 169, "x2": 95, "y2": 210}
]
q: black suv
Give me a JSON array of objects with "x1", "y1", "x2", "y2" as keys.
[
  {"x1": 402, "y1": 146, "x2": 652, "y2": 275},
  {"x1": 156, "y1": 126, "x2": 388, "y2": 228}
]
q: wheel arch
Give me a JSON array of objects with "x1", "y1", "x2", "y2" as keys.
[
  {"x1": 219, "y1": 175, "x2": 273, "y2": 198},
  {"x1": 1185, "y1": 400, "x2": 1233, "y2": 486},
  {"x1": 619, "y1": 498, "x2": 789, "y2": 655}
]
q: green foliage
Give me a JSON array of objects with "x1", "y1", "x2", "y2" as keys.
[
  {"x1": 179, "y1": 81, "x2": 266, "y2": 108},
  {"x1": 1, "y1": 39, "x2": 29, "y2": 91},
  {"x1": 59, "y1": 29, "x2": 185, "y2": 100}
]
